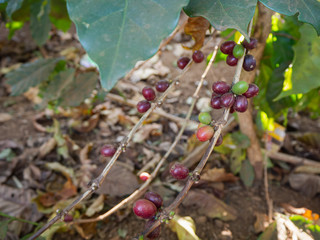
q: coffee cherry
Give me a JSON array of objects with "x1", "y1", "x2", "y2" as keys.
[
  {"x1": 220, "y1": 92, "x2": 235, "y2": 108},
  {"x1": 133, "y1": 199, "x2": 157, "y2": 219},
  {"x1": 243, "y1": 83, "x2": 259, "y2": 98},
  {"x1": 64, "y1": 214, "x2": 73, "y2": 222},
  {"x1": 198, "y1": 122, "x2": 207, "y2": 129},
  {"x1": 212, "y1": 81, "x2": 231, "y2": 94},
  {"x1": 170, "y1": 163, "x2": 189, "y2": 180},
  {"x1": 192, "y1": 50, "x2": 204, "y2": 63},
  {"x1": 226, "y1": 54, "x2": 238, "y2": 66},
  {"x1": 242, "y1": 37, "x2": 258, "y2": 50},
  {"x1": 197, "y1": 125, "x2": 214, "y2": 142},
  {"x1": 177, "y1": 57, "x2": 190, "y2": 69},
  {"x1": 139, "y1": 172, "x2": 150, "y2": 181},
  {"x1": 144, "y1": 218, "x2": 161, "y2": 239},
  {"x1": 232, "y1": 44, "x2": 245, "y2": 59},
  {"x1": 198, "y1": 112, "x2": 212, "y2": 125},
  {"x1": 144, "y1": 192, "x2": 163, "y2": 209},
  {"x1": 155, "y1": 80, "x2": 169, "y2": 92},
  {"x1": 243, "y1": 55, "x2": 256, "y2": 71},
  {"x1": 137, "y1": 100, "x2": 151, "y2": 113},
  {"x1": 216, "y1": 135, "x2": 223, "y2": 146},
  {"x1": 211, "y1": 96, "x2": 222, "y2": 109},
  {"x1": 232, "y1": 81, "x2": 249, "y2": 95},
  {"x1": 233, "y1": 95, "x2": 248, "y2": 112},
  {"x1": 100, "y1": 145, "x2": 116, "y2": 157},
  {"x1": 142, "y1": 87, "x2": 156, "y2": 101},
  {"x1": 220, "y1": 41, "x2": 236, "y2": 55}
]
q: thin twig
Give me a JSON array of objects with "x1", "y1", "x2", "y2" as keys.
[{"x1": 264, "y1": 140, "x2": 273, "y2": 222}]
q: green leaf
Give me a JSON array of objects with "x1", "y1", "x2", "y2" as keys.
[
  {"x1": 0, "y1": 148, "x2": 16, "y2": 161},
  {"x1": 231, "y1": 131, "x2": 251, "y2": 149},
  {"x1": 184, "y1": 0, "x2": 257, "y2": 39},
  {"x1": 6, "y1": 58, "x2": 61, "y2": 96},
  {"x1": 258, "y1": 222, "x2": 277, "y2": 240},
  {"x1": 276, "y1": 24, "x2": 320, "y2": 99},
  {"x1": 260, "y1": 0, "x2": 320, "y2": 35},
  {"x1": 30, "y1": 0, "x2": 51, "y2": 45},
  {"x1": 240, "y1": 159, "x2": 255, "y2": 187},
  {"x1": 6, "y1": 0, "x2": 24, "y2": 18},
  {"x1": 66, "y1": 0, "x2": 189, "y2": 91},
  {"x1": 0, "y1": 220, "x2": 10, "y2": 240},
  {"x1": 49, "y1": 0, "x2": 71, "y2": 32},
  {"x1": 60, "y1": 72, "x2": 98, "y2": 107}
]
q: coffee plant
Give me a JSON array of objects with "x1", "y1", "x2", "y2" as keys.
[{"x1": 1, "y1": 0, "x2": 320, "y2": 239}]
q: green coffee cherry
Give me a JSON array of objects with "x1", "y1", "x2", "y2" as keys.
[
  {"x1": 198, "y1": 112, "x2": 212, "y2": 125},
  {"x1": 232, "y1": 44, "x2": 245, "y2": 59},
  {"x1": 232, "y1": 81, "x2": 249, "y2": 95}
]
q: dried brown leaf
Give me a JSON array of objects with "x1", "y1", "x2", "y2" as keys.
[
  {"x1": 71, "y1": 113, "x2": 100, "y2": 133},
  {"x1": 85, "y1": 194, "x2": 104, "y2": 217},
  {"x1": 38, "y1": 138, "x2": 57, "y2": 158},
  {"x1": 201, "y1": 168, "x2": 239, "y2": 183},
  {"x1": 133, "y1": 123, "x2": 162, "y2": 143},
  {"x1": 184, "y1": 17, "x2": 210, "y2": 51},
  {"x1": 0, "y1": 113, "x2": 12, "y2": 123},
  {"x1": 288, "y1": 173, "x2": 320, "y2": 197},
  {"x1": 254, "y1": 212, "x2": 269, "y2": 233}
]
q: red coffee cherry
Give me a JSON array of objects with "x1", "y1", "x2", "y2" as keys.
[
  {"x1": 144, "y1": 192, "x2": 163, "y2": 209},
  {"x1": 139, "y1": 172, "x2": 151, "y2": 181},
  {"x1": 197, "y1": 125, "x2": 214, "y2": 142},
  {"x1": 192, "y1": 50, "x2": 204, "y2": 63},
  {"x1": 144, "y1": 218, "x2": 161, "y2": 239},
  {"x1": 220, "y1": 41, "x2": 236, "y2": 55},
  {"x1": 212, "y1": 81, "x2": 231, "y2": 94},
  {"x1": 177, "y1": 57, "x2": 190, "y2": 69},
  {"x1": 100, "y1": 145, "x2": 116, "y2": 157},
  {"x1": 170, "y1": 163, "x2": 189, "y2": 180},
  {"x1": 155, "y1": 80, "x2": 170, "y2": 92},
  {"x1": 133, "y1": 199, "x2": 157, "y2": 219},
  {"x1": 243, "y1": 83, "x2": 259, "y2": 98},
  {"x1": 142, "y1": 87, "x2": 156, "y2": 101},
  {"x1": 137, "y1": 100, "x2": 151, "y2": 113}
]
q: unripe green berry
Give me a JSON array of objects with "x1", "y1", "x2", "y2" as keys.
[
  {"x1": 232, "y1": 44, "x2": 245, "y2": 59},
  {"x1": 198, "y1": 112, "x2": 212, "y2": 125},
  {"x1": 232, "y1": 81, "x2": 249, "y2": 95}
]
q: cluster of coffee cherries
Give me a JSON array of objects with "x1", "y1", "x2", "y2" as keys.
[
  {"x1": 177, "y1": 50, "x2": 205, "y2": 69},
  {"x1": 196, "y1": 112, "x2": 224, "y2": 144},
  {"x1": 133, "y1": 191, "x2": 163, "y2": 239},
  {"x1": 136, "y1": 80, "x2": 170, "y2": 113},
  {"x1": 220, "y1": 38, "x2": 257, "y2": 71}
]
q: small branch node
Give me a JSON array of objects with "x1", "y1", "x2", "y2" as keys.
[
  {"x1": 190, "y1": 171, "x2": 201, "y2": 183},
  {"x1": 175, "y1": 80, "x2": 180, "y2": 86},
  {"x1": 156, "y1": 100, "x2": 163, "y2": 107}
]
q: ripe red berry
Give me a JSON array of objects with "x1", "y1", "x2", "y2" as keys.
[
  {"x1": 211, "y1": 96, "x2": 222, "y2": 109},
  {"x1": 242, "y1": 37, "x2": 258, "y2": 50},
  {"x1": 155, "y1": 80, "x2": 169, "y2": 92},
  {"x1": 144, "y1": 192, "x2": 163, "y2": 209},
  {"x1": 139, "y1": 172, "x2": 151, "y2": 181},
  {"x1": 243, "y1": 83, "x2": 259, "y2": 98},
  {"x1": 192, "y1": 50, "x2": 204, "y2": 63},
  {"x1": 100, "y1": 145, "x2": 116, "y2": 157},
  {"x1": 226, "y1": 54, "x2": 238, "y2": 66},
  {"x1": 144, "y1": 218, "x2": 161, "y2": 239},
  {"x1": 170, "y1": 163, "x2": 189, "y2": 180},
  {"x1": 197, "y1": 125, "x2": 214, "y2": 142},
  {"x1": 212, "y1": 81, "x2": 231, "y2": 94},
  {"x1": 243, "y1": 55, "x2": 256, "y2": 71},
  {"x1": 220, "y1": 92, "x2": 235, "y2": 108},
  {"x1": 177, "y1": 57, "x2": 190, "y2": 69},
  {"x1": 142, "y1": 87, "x2": 156, "y2": 101},
  {"x1": 133, "y1": 199, "x2": 157, "y2": 219},
  {"x1": 63, "y1": 214, "x2": 73, "y2": 222},
  {"x1": 137, "y1": 100, "x2": 151, "y2": 113},
  {"x1": 233, "y1": 95, "x2": 248, "y2": 112},
  {"x1": 220, "y1": 41, "x2": 236, "y2": 55},
  {"x1": 216, "y1": 135, "x2": 223, "y2": 146}
]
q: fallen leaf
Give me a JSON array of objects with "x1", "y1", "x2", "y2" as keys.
[
  {"x1": 38, "y1": 138, "x2": 57, "y2": 158},
  {"x1": 168, "y1": 215, "x2": 200, "y2": 240},
  {"x1": 46, "y1": 162, "x2": 77, "y2": 185},
  {"x1": 71, "y1": 113, "x2": 100, "y2": 133},
  {"x1": 184, "y1": 17, "x2": 211, "y2": 51},
  {"x1": 288, "y1": 173, "x2": 320, "y2": 197},
  {"x1": 0, "y1": 113, "x2": 12, "y2": 123},
  {"x1": 201, "y1": 168, "x2": 238, "y2": 183},
  {"x1": 182, "y1": 190, "x2": 237, "y2": 221},
  {"x1": 23, "y1": 87, "x2": 42, "y2": 104},
  {"x1": 74, "y1": 222, "x2": 97, "y2": 240},
  {"x1": 258, "y1": 221, "x2": 277, "y2": 240},
  {"x1": 77, "y1": 143, "x2": 97, "y2": 190},
  {"x1": 133, "y1": 123, "x2": 162, "y2": 143},
  {"x1": 254, "y1": 212, "x2": 269, "y2": 233},
  {"x1": 85, "y1": 194, "x2": 104, "y2": 217},
  {"x1": 294, "y1": 165, "x2": 320, "y2": 175}
]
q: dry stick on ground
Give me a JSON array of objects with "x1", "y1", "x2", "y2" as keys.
[
  {"x1": 138, "y1": 21, "x2": 254, "y2": 240},
  {"x1": 27, "y1": 56, "x2": 194, "y2": 240},
  {"x1": 264, "y1": 141, "x2": 273, "y2": 222},
  {"x1": 75, "y1": 33, "x2": 225, "y2": 224},
  {"x1": 238, "y1": 3, "x2": 273, "y2": 180}
]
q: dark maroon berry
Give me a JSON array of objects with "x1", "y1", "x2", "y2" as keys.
[
  {"x1": 170, "y1": 163, "x2": 189, "y2": 180},
  {"x1": 243, "y1": 55, "x2": 256, "y2": 71},
  {"x1": 142, "y1": 87, "x2": 156, "y2": 101},
  {"x1": 144, "y1": 192, "x2": 163, "y2": 209},
  {"x1": 233, "y1": 95, "x2": 248, "y2": 112},
  {"x1": 226, "y1": 54, "x2": 238, "y2": 66},
  {"x1": 220, "y1": 41, "x2": 236, "y2": 55},
  {"x1": 242, "y1": 38, "x2": 258, "y2": 50},
  {"x1": 211, "y1": 96, "x2": 222, "y2": 109},
  {"x1": 230, "y1": 106, "x2": 235, "y2": 113},
  {"x1": 137, "y1": 100, "x2": 151, "y2": 113},
  {"x1": 100, "y1": 145, "x2": 116, "y2": 157},
  {"x1": 133, "y1": 199, "x2": 157, "y2": 219},
  {"x1": 192, "y1": 50, "x2": 204, "y2": 63},
  {"x1": 220, "y1": 92, "x2": 235, "y2": 108},
  {"x1": 216, "y1": 135, "x2": 223, "y2": 146},
  {"x1": 155, "y1": 80, "x2": 169, "y2": 92},
  {"x1": 64, "y1": 214, "x2": 73, "y2": 222},
  {"x1": 243, "y1": 83, "x2": 259, "y2": 98},
  {"x1": 144, "y1": 218, "x2": 161, "y2": 239},
  {"x1": 212, "y1": 81, "x2": 231, "y2": 94},
  {"x1": 177, "y1": 57, "x2": 190, "y2": 69}
]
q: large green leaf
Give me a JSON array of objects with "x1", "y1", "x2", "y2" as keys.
[
  {"x1": 6, "y1": 58, "x2": 60, "y2": 96},
  {"x1": 66, "y1": 0, "x2": 189, "y2": 91},
  {"x1": 260, "y1": 0, "x2": 320, "y2": 35},
  {"x1": 276, "y1": 24, "x2": 320, "y2": 99},
  {"x1": 184, "y1": 0, "x2": 257, "y2": 39},
  {"x1": 30, "y1": 0, "x2": 51, "y2": 45},
  {"x1": 6, "y1": 0, "x2": 24, "y2": 18}
]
